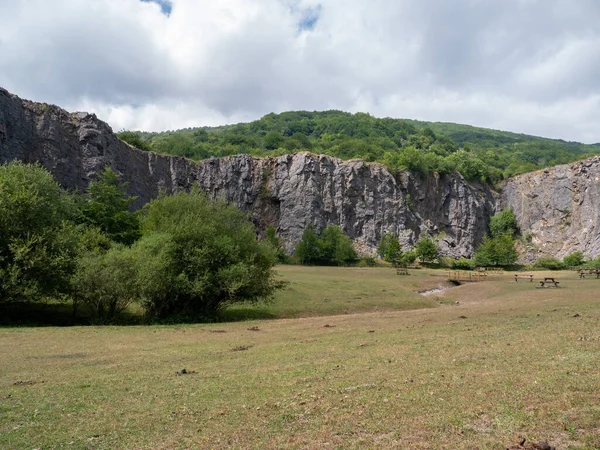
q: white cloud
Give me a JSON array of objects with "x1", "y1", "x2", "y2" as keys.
[{"x1": 1, "y1": 0, "x2": 599, "y2": 142}]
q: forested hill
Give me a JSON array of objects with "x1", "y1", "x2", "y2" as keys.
[{"x1": 121, "y1": 111, "x2": 600, "y2": 184}]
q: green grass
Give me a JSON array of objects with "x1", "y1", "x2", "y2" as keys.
[{"x1": 1, "y1": 268, "x2": 599, "y2": 449}]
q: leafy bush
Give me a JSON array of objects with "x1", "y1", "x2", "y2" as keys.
[
  {"x1": 72, "y1": 245, "x2": 138, "y2": 321},
  {"x1": 117, "y1": 131, "x2": 151, "y2": 151},
  {"x1": 453, "y1": 257, "x2": 475, "y2": 270},
  {"x1": 134, "y1": 190, "x2": 282, "y2": 318},
  {"x1": 0, "y1": 162, "x2": 80, "y2": 303},
  {"x1": 263, "y1": 225, "x2": 286, "y2": 263},
  {"x1": 563, "y1": 251, "x2": 585, "y2": 267},
  {"x1": 533, "y1": 257, "x2": 565, "y2": 270},
  {"x1": 295, "y1": 225, "x2": 357, "y2": 266}
]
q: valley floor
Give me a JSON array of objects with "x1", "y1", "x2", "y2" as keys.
[{"x1": 1, "y1": 268, "x2": 599, "y2": 449}]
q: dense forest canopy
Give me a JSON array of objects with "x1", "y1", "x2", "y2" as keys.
[{"x1": 121, "y1": 111, "x2": 600, "y2": 184}]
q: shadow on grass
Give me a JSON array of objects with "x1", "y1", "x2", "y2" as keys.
[{"x1": 0, "y1": 302, "x2": 278, "y2": 327}]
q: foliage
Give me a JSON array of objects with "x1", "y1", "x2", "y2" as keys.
[
  {"x1": 563, "y1": 251, "x2": 585, "y2": 267},
  {"x1": 117, "y1": 131, "x2": 151, "y2": 151},
  {"x1": 489, "y1": 208, "x2": 519, "y2": 238},
  {"x1": 71, "y1": 245, "x2": 138, "y2": 321},
  {"x1": 533, "y1": 257, "x2": 565, "y2": 270},
  {"x1": 453, "y1": 257, "x2": 475, "y2": 270},
  {"x1": 264, "y1": 225, "x2": 286, "y2": 263},
  {"x1": 80, "y1": 167, "x2": 140, "y2": 245},
  {"x1": 415, "y1": 237, "x2": 438, "y2": 263},
  {"x1": 0, "y1": 162, "x2": 80, "y2": 303},
  {"x1": 377, "y1": 233, "x2": 403, "y2": 265},
  {"x1": 132, "y1": 110, "x2": 600, "y2": 185},
  {"x1": 134, "y1": 190, "x2": 281, "y2": 318},
  {"x1": 474, "y1": 234, "x2": 518, "y2": 267},
  {"x1": 295, "y1": 224, "x2": 358, "y2": 266}
]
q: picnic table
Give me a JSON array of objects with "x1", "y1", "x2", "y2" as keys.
[
  {"x1": 514, "y1": 274, "x2": 534, "y2": 282},
  {"x1": 538, "y1": 277, "x2": 560, "y2": 288},
  {"x1": 396, "y1": 267, "x2": 409, "y2": 275},
  {"x1": 578, "y1": 269, "x2": 600, "y2": 279}
]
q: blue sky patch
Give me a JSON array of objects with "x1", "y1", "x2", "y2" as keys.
[
  {"x1": 298, "y1": 4, "x2": 321, "y2": 31},
  {"x1": 141, "y1": 0, "x2": 172, "y2": 16}
]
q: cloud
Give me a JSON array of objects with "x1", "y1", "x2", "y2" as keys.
[{"x1": 0, "y1": 0, "x2": 599, "y2": 142}]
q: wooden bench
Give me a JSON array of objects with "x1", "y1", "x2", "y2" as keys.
[
  {"x1": 396, "y1": 268, "x2": 409, "y2": 275},
  {"x1": 514, "y1": 274, "x2": 534, "y2": 282},
  {"x1": 538, "y1": 277, "x2": 560, "y2": 288}
]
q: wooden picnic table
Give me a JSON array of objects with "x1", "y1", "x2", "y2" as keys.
[
  {"x1": 578, "y1": 269, "x2": 600, "y2": 279},
  {"x1": 539, "y1": 277, "x2": 560, "y2": 288}
]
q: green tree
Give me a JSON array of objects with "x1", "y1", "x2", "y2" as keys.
[
  {"x1": 319, "y1": 225, "x2": 358, "y2": 265},
  {"x1": 0, "y1": 162, "x2": 79, "y2": 303},
  {"x1": 415, "y1": 236, "x2": 438, "y2": 263},
  {"x1": 489, "y1": 208, "x2": 519, "y2": 238},
  {"x1": 81, "y1": 167, "x2": 140, "y2": 245},
  {"x1": 264, "y1": 225, "x2": 286, "y2": 263},
  {"x1": 295, "y1": 224, "x2": 322, "y2": 265},
  {"x1": 473, "y1": 234, "x2": 518, "y2": 267},
  {"x1": 134, "y1": 190, "x2": 281, "y2": 318},
  {"x1": 377, "y1": 233, "x2": 403, "y2": 265}
]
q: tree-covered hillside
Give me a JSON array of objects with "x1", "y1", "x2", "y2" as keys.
[{"x1": 120, "y1": 111, "x2": 600, "y2": 184}]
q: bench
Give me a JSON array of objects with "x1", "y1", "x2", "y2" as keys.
[
  {"x1": 538, "y1": 277, "x2": 560, "y2": 288},
  {"x1": 396, "y1": 268, "x2": 409, "y2": 275},
  {"x1": 514, "y1": 274, "x2": 534, "y2": 282}
]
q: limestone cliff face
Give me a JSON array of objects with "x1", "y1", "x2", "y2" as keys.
[
  {"x1": 501, "y1": 157, "x2": 600, "y2": 261},
  {"x1": 1, "y1": 87, "x2": 495, "y2": 256}
]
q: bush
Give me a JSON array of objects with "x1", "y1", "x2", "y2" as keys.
[
  {"x1": 264, "y1": 225, "x2": 286, "y2": 263},
  {"x1": 295, "y1": 225, "x2": 357, "y2": 266},
  {"x1": 117, "y1": 131, "x2": 151, "y2": 151},
  {"x1": 134, "y1": 190, "x2": 282, "y2": 318},
  {"x1": 533, "y1": 257, "x2": 565, "y2": 270},
  {"x1": 453, "y1": 257, "x2": 475, "y2": 270},
  {"x1": 0, "y1": 162, "x2": 80, "y2": 303},
  {"x1": 563, "y1": 251, "x2": 585, "y2": 267},
  {"x1": 72, "y1": 245, "x2": 138, "y2": 321}
]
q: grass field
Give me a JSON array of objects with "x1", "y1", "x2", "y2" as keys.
[{"x1": 1, "y1": 267, "x2": 599, "y2": 449}]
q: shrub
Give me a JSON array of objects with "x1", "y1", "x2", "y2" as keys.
[
  {"x1": 72, "y1": 245, "x2": 138, "y2": 321},
  {"x1": 533, "y1": 257, "x2": 565, "y2": 270},
  {"x1": 135, "y1": 190, "x2": 282, "y2": 318},
  {"x1": 489, "y1": 208, "x2": 519, "y2": 238},
  {"x1": 0, "y1": 162, "x2": 79, "y2": 303},
  {"x1": 296, "y1": 225, "x2": 357, "y2": 266},
  {"x1": 453, "y1": 257, "x2": 475, "y2": 270},
  {"x1": 563, "y1": 251, "x2": 585, "y2": 267}
]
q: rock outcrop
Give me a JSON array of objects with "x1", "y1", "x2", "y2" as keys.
[
  {"x1": 500, "y1": 157, "x2": 600, "y2": 261},
  {"x1": 16, "y1": 86, "x2": 600, "y2": 260}
]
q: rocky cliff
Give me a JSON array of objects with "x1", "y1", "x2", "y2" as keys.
[
  {"x1": 19, "y1": 87, "x2": 600, "y2": 260},
  {"x1": 500, "y1": 157, "x2": 600, "y2": 261}
]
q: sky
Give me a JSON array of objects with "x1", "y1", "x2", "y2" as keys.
[{"x1": 1, "y1": 0, "x2": 599, "y2": 143}]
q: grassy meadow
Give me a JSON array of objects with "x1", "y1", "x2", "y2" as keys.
[{"x1": 1, "y1": 267, "x2": 599, "y2": 449}]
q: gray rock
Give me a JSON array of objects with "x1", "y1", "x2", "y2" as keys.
[
  {"x1": 501, "y1": 157, "x2": 600, "y2": 261},
  {"x1": 0, "y1": 87, "x2": 498, "y2": 257}
]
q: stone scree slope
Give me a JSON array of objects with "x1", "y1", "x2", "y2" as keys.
[{"x1": 3, "y1": 87, "x2": 599, "y2": 259}]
